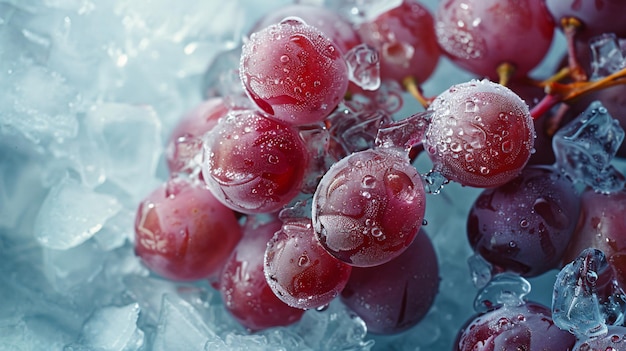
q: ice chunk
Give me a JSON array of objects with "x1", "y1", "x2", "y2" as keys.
[
  {"x1": 553, "y1": 101, "x2": 626, "y2": 194},
  {"x1": 42, "y1": 239, "x2": 105, "y2": 292},
  {"x1": 201, "y1": 47, "x2": 242, "y2": 99},
  {"x1": 83, "y1": 103, "x2": 162, "y2": 199},
  {"x1": 34, "y1": 176, "x2": 122, "y2": 250},
  {"x1": 375, "y1": 111, "x2": 430, "y2": 150},
  {"x1": 152, "y1": 294, "x2": 218, "y2": 351},
  {"x1": 467, "y1": 253, "x2": 493, "y2": 289},
  {"x1": 552, "y1": 248, "x2": 626, "y2": 339},
  {"x1": 474, "y1": 273, "x2": 531, "y2": 313},
  {"x1": 93, "y1": 208, "x2": 134, "y2": 251},
  {"x1": 78, "y1": 303, "x2": 144, "y2": 351},
  {"x1": 589, "y1": 33, "x2": 626, "y2": 80},
  {"x1": 345, "y1": 43, "x2": 380, "y2": 91}
]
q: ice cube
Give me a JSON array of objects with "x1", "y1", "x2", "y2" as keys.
[
  {"x1": 345, "y1": 43, "x2": 381, "y2": 91},
  {"x1": 77, "y1": 303, "x2": 144, "y2": 351},
  {"x1": 474, "y1": 273, "x2": 531, "y2": 313},
  {"x1": 553, "y1": 101, "x2": 626, "y2": 194},
  {"x1": 589, "y1": 33, "x2": 626, "y2": 80},
  {"x1": 34, "y1": 176, "x2": 122, "y2": 250}
]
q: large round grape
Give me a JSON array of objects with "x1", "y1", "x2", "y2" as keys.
[
  {"x1": 264, "y1": 219, "x2": 352, "y2": 310},
  {"x1": 454, "y1": 302, "x2": 577, "y2": 351},
  {"x1": 357, "y1": 0, "x2": 440, "y2": 85},
  {"x1": 240, "y1": 18, "x2": 349, "y2": 125},
  {"x1": 341, "y1": 229, "x2": 439, "y2": 334},
  {"x1": 134, "y1": 178, "x2": 242, "y2": 281},
  {"x1": 435, "y1": 0, "x2": 555, "y2": 79},
  {"x1": 201, "y1": 110, "x2": 309, "y2": 214},
  {"x1": 220, "y1": 218, "x2": 304, "y2": 331},
  {"x1": 467, "y1": 165, "x2": 581, "y2": 277},
  {"x1": 562, "y1": 188, "x2": 626, "y2": 288},
  {"x1": 425, "y1": 79, "x2": 535, "y2": 188},
  {"x1": 312, "y1": 148, "x2": 426, "y2": 267}
]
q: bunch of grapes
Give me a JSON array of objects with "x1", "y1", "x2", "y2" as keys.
[{"x1": 133, "y1": 0, "x2": 626, "y2": 349}]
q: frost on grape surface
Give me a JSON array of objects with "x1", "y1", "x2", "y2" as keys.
[
  {"x1": 553, "y1": 101, "x2": 626, "y2": 193},
  {"x1": 552, "y1": 248, "x2": 626, "y2": 339}
]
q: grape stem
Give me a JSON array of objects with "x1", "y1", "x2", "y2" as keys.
[
  {"x1": 496, "y1": 62, "x2": 515, "y2": 86},
  {"x1": 403, "y1": 76, "x2": 433, "y2": 109},
  {"x1": 562, "y1": 17, "x2": 587, "y2": 82}
]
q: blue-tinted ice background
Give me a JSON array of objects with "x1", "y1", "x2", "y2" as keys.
[{"x1": 1, "y1": 0, "x2": 616, "y2": 350}]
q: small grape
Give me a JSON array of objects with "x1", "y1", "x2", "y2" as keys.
[
  {"x1": 357, "y1": 0, "x2": 440, "y2": 85},
  {"x1": 454, "y1": 302, "x2": 577, "y2": 351},
  {"x1": 341, "y1": 229, "x2": 439, "y2": 334},
  {"x1": 201, "y1": 109, "x2": 309, "y2": 214},
  {"x1": 134, "y1": 177, "x2": 242, "y2": 281},
  {"x1": 312, "y1": 148, "x2": 426, "y2": 267},
  {"x1": 425, "y1": 79, "x2": 535, "y2": 188},
  {"x1": 467, "y1": 165, "x2": 581, "y2": 277},
  {"x1": 264, "y1": 218, "x2": 352, "y2": 310},
  {"x1": 220, "y1": 217, "x2": 304, "y2": 331},
  {"x1": 240, "y1": 18, "x2": 349, "y2": 125}
]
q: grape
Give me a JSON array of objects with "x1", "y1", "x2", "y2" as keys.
[
  {"x1": 340, "y1": 229, "x2": 438, "y2": 334},
  {"x1": 454, "y1": 302, "x2": 577, "y2": 351},
  {"x1": 240, "y1": 18, "x2": 349, "y2": 125},
  {"x1": 250, "y1": 4, "x2": 360, "y2": 54},
  {"x1": 573, "y1": 326, "x2": 626, "y2": 351},
  {"x1": 165, "y1": 98, "x2": 229, "y2": 175},
  {"x1": 264, "y1": 218, "x2": 352, "y2": 310},
  {"x1": 435, "y1": 0, "x2": 555, "y2": 80},
  {"x1": 201, "y1": 109, "x2": 309, "y2": 214},
  {"x1": 220, "y1": 217, "x2": 305, "y2": 331},
  {"x1": 134, "y1": 177, "x2": 242, "y2": 281},
  {"x1": 545, "y1": 0, "x2": 626, "y2": 41},
  {"x1": 562, "y1": 188, "x2": 626, "y2": 288},
  {"x1": 357, "y1": 0, "x2": 440, "y2": 85},
  {"x1": 312, "y1": 148, "x2": 426, "y2": 267},
  {"x1": 425, "y1": 79, "x2": 535, "y2": 188},
  {"x1": 467, "y1": 165, "x2": 580, "y2": 277}
]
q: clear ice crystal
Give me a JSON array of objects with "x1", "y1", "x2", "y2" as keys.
[
  {"x1": 552, "y1": 248, "x2": 626, "y2": 339},
  {"x1": 589, "y1": 33, "x2": 626, "y2": 80},
  {"x1": 375, "y1": 111, "x2": 431, "y2": 150},
  {"x1": 473, "y1": 273, "x2": 531, "y2": 313},
  {"x1": 421, "y1": 170, "x2": 449, "y2": 195},
  {"x1": 467, "y1": 253, "x2": 493, "y2": 289},
  {"x1": 78, "y1": 303, "x2": 144, "y2": 351},
  {"x1": 345, "y1": 43, "x2": 380, "y2": 91},
  {"x1": 201, "y1": 46, "x2": 248, "y2": 108},
  {"x1": 34, "y1": 176, "x2": 122, "y2": 250},
  {"x1": 553, "y1": 101, "x2": 626, "y2": 194}
]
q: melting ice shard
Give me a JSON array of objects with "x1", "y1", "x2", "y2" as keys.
[
  {"x1": 589, "y1": 33, "x2": 626, "y2": 80},
  {"x1": 552, "y1": 248, "x2": 626, "y2": 339},
  {"x1": 473, "y1": 272, "x2": 531, "y2": 313},
  {"x1": 552, "y1": 101, "x2": 625, "y2": 193},
  {"x1": 345, "y1": 43, "x2": 381, "y2": 91}
]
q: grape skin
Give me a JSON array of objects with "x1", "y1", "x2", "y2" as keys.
[
  {"x1": 240, "y1": 18, "x2": 349, "y2": 125},
  {"x1": 312, "y1": 148, "x2": 426, "y2": 267},
  {"x1": 201, "y1": 110, "x2": 309, "y2": 214},
  {"x1": 134, "y1": 178, "x2": 242, "y2": 281},
  {"x1": 467, "y1": 165, "x2": 581, "y2": 277},
  {"x1": 435, "y1": 0, "x2": 555, "y2": 79},
  {"x1": 546, "y1": 0, "x2": 626, "y2": 40},
  {"x1": 454, "y1": 302, "x2": 577, "y2": 351},
  {"x1": 425, "y1": 79, "x2": 535, "y2": 188},
  {"x1": 264, "y1": 218, "x2": 352, "y2": 310},
  {"x1": 219, "y1": 218, "x2": 304, "y2": 331},
  {"x1": 340, "y1": 229, "x2": 439, "y2": 334}
]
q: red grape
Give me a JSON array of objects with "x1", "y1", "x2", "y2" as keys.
[
  {"x1": 134, "y1": 177, "x2": 242, "y2": 281},
  {"x1": 264, "y1": 218, "x2": 352, "y2": 310},
  {"x1": 454, "y1": 302, "x2": 577, "y2": 351},
  {"x1": 312, "y1": 148, "x2": 426, "y2": 267},
  {"x1": 546, "y1": 0, "x2": 626, "y2": 41},
  {"x1": 220, "y1": 217, "x2": 305, "y2": 331},
  {"x1": 573, "y1": 326, "x2": 626, "y2": 351},
  {"x1": 425, "y1": 79, "x2": 535, "y2": 188},
  {"x1": 562, "y1": 188, "x2": 626, "y2": 288},
  {"x1": 340, "y1": 229, "x2": 439, "y2": 334},
  {"x1": 467, "y1": 165, "x2": 581, "y2": 277},
  {"x1": 201, "y1": 109, "x2": 309, "y2": 214},
  {"x1": 357, "y1": 0, "x2": 440, "y2": 85},
  {"x1": 435, "y1": 0, "x2": 555, "y2": 80},
  {"x1": 166, "y1": 98, "x2": 229, "y2": 175},
  {"x1": 240, "y1": 18, "x2": 349, "y2": 125},
  {"x1": 250, "y1": 5, "x2": 360, "y2": 54}
]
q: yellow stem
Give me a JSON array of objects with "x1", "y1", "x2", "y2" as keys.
[
  {"x1": 496, "y1": 62, "x2": 515, "y2": 86},
  {"x1": 403, "y1": 76, "x2": 431, "y2": 109}
]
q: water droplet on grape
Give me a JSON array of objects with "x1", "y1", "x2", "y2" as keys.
[
  {"x1": 465, "y1": 100, "x2": 479, "y2": 112},
  {"x1": 280, "y1": 55, "x2": 290, "y2": 63},
  {"x1": 520, "y1": 219, "x2": 529, "y2": 228},
  {"x1": 479, "y1": 166, "x2": 490, "y2": 175},
  {"x1": 371, "y1": 227, "x2": 383, "y2": 237},
  {"x1": 362, "y1": 175, "x2": 377, "y2": 188}
]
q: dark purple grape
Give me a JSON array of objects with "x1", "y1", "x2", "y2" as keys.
[
  {"x1": 264, "y1": 218, "x2": 352, "y2": 310},
  {"x1": 573, "y1": 326, "x2": 626, "y2": 351},
  {"x1": 312, "y1": 148, "x2": 426, "y2": 267},
  {"x1": 220, "y1": 217, "x2": 305, "y2": 331},
  {"x1": 546, "y1": 0, "x2": 626, "y2": 41},
  {"x1": 454, "y1": 302, "x2": 577, "y2": 351},
  {"x1": 467, "y1": 165, "x2": 581, "y2": 277},
  {"x1": 340, "y1": 229, "x2": 439, "y2": 334}
]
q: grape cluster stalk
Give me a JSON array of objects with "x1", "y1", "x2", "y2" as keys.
[{"x1": 132, "y1": 0, "x2": 626, "y2": 349}]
